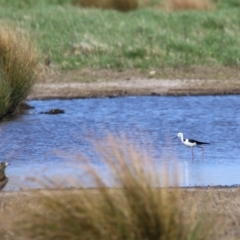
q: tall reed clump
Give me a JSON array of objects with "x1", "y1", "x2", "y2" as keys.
[
  {"x1": 19, "y1": 135, "x2": 217, "y2": 240},
  {"x1": 75, "y1": 0, "x2": 139, "y2": 11},
  {"x1": 163, "y1": 0, "x2": 213, "y2": 10},
  {"x1": 0, "y1": 25, "x2": 39, "y2": 120}
]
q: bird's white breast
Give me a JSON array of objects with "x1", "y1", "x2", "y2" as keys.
[{"x1": 184, "y1": 139, "x2": 196, "y2": 147}]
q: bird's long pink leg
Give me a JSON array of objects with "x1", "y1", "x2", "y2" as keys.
[
  {"x1": 202, "y1": 147, "x2": 204, "y2": 160},
  {"x1": 192, "y1": 148, "x2": 194, "y2": 160},
  {"x1": 197, "y1": 146, "x2": 204, "y2": 160}
]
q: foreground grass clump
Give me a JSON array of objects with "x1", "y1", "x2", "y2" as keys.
[
  {"x1": 18, "y1": 136, "x2": 218, "y2": 240},
  {"x1": 0, "y1": 26, "x2": 38, "y2": 119}
]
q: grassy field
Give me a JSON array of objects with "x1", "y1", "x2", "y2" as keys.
[{"x1": 0, "y1": 0, "x2": 239, "y2": 78}]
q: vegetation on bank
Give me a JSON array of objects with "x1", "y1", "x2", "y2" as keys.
[
  {"x1": 0, "y1": 0, "x2": 238, "y2": 74},
  {"x1": 0, "y1": 26, "x2": 38, "y2": 120}
]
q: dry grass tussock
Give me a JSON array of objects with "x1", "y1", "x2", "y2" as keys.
[
  {"x1": 163, "y1": 0, "x2": 213, "y2": 10},
  {"x1": 12, "y1": 135, "x2": 223, "y2": 240},
  {"x1": 0, "y1": 25, "x2": 39, "y2": 119},
  {"x1": 74, "y1": 0, "x2": 213, "y2": 11},
  {"x1": 74, "y1": 0, "x2": 140, "y2": 11}
]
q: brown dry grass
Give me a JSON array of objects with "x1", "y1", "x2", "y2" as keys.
[
  {"x1": 74, "y1": 0, "x2": 139, "y2": 11},
  {"x1": 1, "y1": 187, "x2": 240, "y2": 240},
  {"x1": 163, "y1": 0, "x2": 213, "y2": 11},
  {"x1": 0, "y1": 25, "x2": 39, "y2": 118}
]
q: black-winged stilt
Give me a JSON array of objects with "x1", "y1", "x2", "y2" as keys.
[
  {"x1": 173, "y1": 132, "x2": 209, "y2": 159},
  {"x1": 0, "y1": 162, "x2": 10, "y2": 190}
]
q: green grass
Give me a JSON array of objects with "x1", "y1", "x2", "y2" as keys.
[
  {"x1": 0, "y1": 0, "x2": 239, "y2": 72},
  {"x1": 213, "y1": 0, "x2": 240, "y2": 8}
]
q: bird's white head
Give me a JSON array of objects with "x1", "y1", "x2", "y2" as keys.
[
  {"x1": 173, "y1": 132, "x2": 184, "y2": 140},
  {"x1": 177, "y1": 132, "x2": 183, "y2": 138}
]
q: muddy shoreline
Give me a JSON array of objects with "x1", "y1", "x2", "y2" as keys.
[{"x1": 28, "y1": 78, "x2": 240, "y2": 100}]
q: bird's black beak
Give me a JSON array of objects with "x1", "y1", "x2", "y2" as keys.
[{"x1": 172, "y1": 136, "x2": 177, "y2": 140}]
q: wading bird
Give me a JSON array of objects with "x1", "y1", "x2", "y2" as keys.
[
  {"x1": 173, "y1": 132, "x2": 209, "y2": 160},
  {"x1": 0, "y1": 162, "x2": 10, "y2": 190}
]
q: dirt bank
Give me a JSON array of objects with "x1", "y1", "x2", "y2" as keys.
[
  {"x1": 28, "y1": 68, "x2": 240, "y2": 99},
  {"x1": 29, "y1": 78, "x2": 240, "y2": 100}
]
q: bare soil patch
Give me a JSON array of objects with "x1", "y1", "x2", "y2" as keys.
[{"x1": 30, "y1": 67, "x2": 240, "y2": 99}]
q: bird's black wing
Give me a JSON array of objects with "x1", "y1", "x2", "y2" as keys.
[{"x1": 188, "y1": 139, "x2": 210, "y2": 145}]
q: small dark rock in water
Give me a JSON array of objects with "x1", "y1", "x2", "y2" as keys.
[
  {"x1": 19, "y1": 102, "x2": 35, "y2": 110},
  {"x1": 40, "y1": 108, "x2": 65, "y2": 114}
]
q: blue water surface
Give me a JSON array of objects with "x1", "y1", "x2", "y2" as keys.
[{"x1": 1, "y1": 95, "x2": 240, "y2": 190}]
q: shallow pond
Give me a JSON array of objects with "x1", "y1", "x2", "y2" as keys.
[{"x1": 1, "y1": 95, "x2": 240, "y2": 190}]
